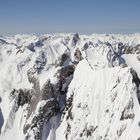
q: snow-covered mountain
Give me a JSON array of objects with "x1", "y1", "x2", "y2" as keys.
[{"x1": 0, "y1": 33, "x2": 140, "y2": 140}]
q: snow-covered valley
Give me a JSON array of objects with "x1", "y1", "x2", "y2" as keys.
[{"x1": 0, "y1": 33, "x2": 140, "y2": 140}]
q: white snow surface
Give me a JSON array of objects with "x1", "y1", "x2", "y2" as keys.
[{"x1": 0, "y1": 33, "x2": 140, "y2": 140}]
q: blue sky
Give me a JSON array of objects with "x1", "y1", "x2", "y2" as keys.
[{"x1": 0, "y1": 0, "x2": 140, "y2": 34}]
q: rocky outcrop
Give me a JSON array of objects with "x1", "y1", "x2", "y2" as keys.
[
  {"x1": 0, "y1": 97, "x2": 2, "y2": 103},
  {"x1": 116, "y1": 42, "x2": 140, "y2": 54},
  {"x1": 34, "y1": 51, "x2": 46, "y2": 73},
  {"x1": 0, "y1": 39, "x2": 8, "y2": 45},
  {"x1": 24, "y1": 79, "x2": 59, "y2": 140},
  {"x1": 27, "y1": 69, "x2": 41, "y2": 117},
  {"x1": 27, "y1": 43, "x2": 35, "y2": 52},
  {"x1": 41, "y1": 80, "x2": 56, "y2": 100},
  {"x1": 59, "y1": 53, "x2": 70, "y2": 66},
  {"x1": 74, "y1": 48, "x2": 83, "y2": 63},
  {"x1": 83, "y1": 41, "x2": 93, "y2": 50},
  {"x1": 25, "y1": 99, "x2": 58, "y2": 140},
  {"x1": 17, "y1": 89, "x2": 31, "y2": 107},
  {"x1": 120, "y1": 98, "x2": 135, "y2": 120},
  {"x1": 71, "y1": 33, "x2": 80, "y2": 46},
  {"x1": 0, "y1": 108, "x2": 4, "y2": 134},
  {"x1": 130, "y1": 68, "x2": 140, "y2": 104},
  {"x1": 60, "y1": 65, "x2": 75, "y2": 78},
  {"x1": 63, "y1": 93, "x2": 74, "y2": 140}
]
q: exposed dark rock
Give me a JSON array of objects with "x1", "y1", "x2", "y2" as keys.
[
  {"x1": 6, "y1": 49, "x2": 12, "y2": 55},
  {"x1": 118, "y1": 42, "x2": 124, "y2": 48},
  {"x1": 83, "y1": 42, "x2": 89, "y2": 50},
  {"x1": 27, "y1": 43, "x2": 35, "y2": 52},
  {"x1": 83, "y1": 41, "x2": 93, "y2": 50},
  {"x1": 60, "y1": 90, "x2": 65, "y2": 95},
  {"x1": 35, "y1": 36, "x2": 49, "y2": 48},
  {"x1": 130, "y1": 68, "x2": 140, "y2": 88},
  {"x1": 60, "y1": 65, "x2": 75, "y2": 78},
  {"x1": 60, "y1": 53, "x2": 70, "y2": 66},
  {"x1": 24, "y1": 77, "x2": 60, "y2": 139},
  {"x1": 135, "y1": 45, "x2": 140, "y2": 54},
  {"x1": 107, "y1": 42, "x2": 140, "y2": 55},
  {"x1": 27, "y1": 38, "x2": 46, "y2": 52},
  {"x1": 0, "y1": 108, "x2": 4, "y2": 134},
  {"x1": 138, "y1": 121, "x2": 140, "y2": 128},
  {"x1": 130, "y1": 68, "x2": 140, "y2": 104},
  {"x1": 81, "y1": 125, "x2": 98, "y2": 138},
  {"x1": 0, "y1": 39, "x2": 8, "y2": 45},
  {"x1": 74, "y1": 48, "x2": 83, "y2": 63},
  {"x1": 120, "y1": 44, "x2": 140, "y2": 54},
  {"x1": 121, "y1": 112, "x2": 135, "y2": 120},
  {"x1": 111, "y1": 92, "x2": 117, "y2": 102},
  {"x1": 35, "y1": 40, "x2": 44, "y2": 48},
  {"x1": 117, "y1": 124, "x2": 126, "y2": 137},
  {"x1": 10, "y1": 89, "x2": 17, "y2": 100},
  {"x1": 56, "y1": 65, "x2": 75, "y2": 95},
  {"x1": 34, "y1": 51, "x2": 46, "y2": 73},
  {"x1": 62, "y1": 36, "x2": 70, "y2": 46},
  {"x1": 27, "y1": 69, "x2": 37, "y2": 84},
  {"x1": 23, "y1": 124, "x2": 30, "y2": 134},
  {"x1": 0, "y1": 96, "x2": 2, "y2": 103},
  {"x1": 25, "y1": 99, "x2": 58, "y2": 140},
  {"x1": 63, "y1": 93, "x2": 74, "y2": 120},
  {"x1": 52, "y1": 78, "x2": 63, "y2": 97},
  {"x1": 26, "y1": 71, "x2": 41, "y2": 119},
  {"x1": 17, "y1": 89, "x2": 31, "y2": 107},
  {"x1": 71, "y1": 33, "x2": 80, "y2": 46},
  {"x1": 124, "y1": 46, "x2": 133, "y2": 54},
  {"x1": 137, "y1": 56, "x2": 140, "y2": 61},
  {"x1": 65, "y1": 123, "x2": 71, "y2": 140},
  {"x1": 106, "y1": 42, "x2": 112, "y2": 47},
  {"x1": 117, "y1": 42, "x2": 126, "y2": 54},
  {"x1": 120, "y1": 98, "x2": 135, "y2": 120},
  {"x1": 16, "y1": 49, "x2": 24, "y2": 55},
  {"x1": 41, "y1": 79, "x2": 56, "y2": 100},
  {"x1": 87, "y1": 126, "x2": 98, "y2": 137},
  {"x1": 121, "y1": 63, "x2": 128, "y2": 68}
]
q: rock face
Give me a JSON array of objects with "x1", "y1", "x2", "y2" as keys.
[
  {"x1": 17, "y1": 89, "x2": 31, "y2": 107},
  {"x1": 130, "y1": 68, "x2": 140, "y2": 104},
  {"x1": 22, "y1": 78, "x2": 60, "y2": 139},
  {"x1": 0, "y1": 108, "x2": 4, "y2": 134},
  {"x1": 35, "y1": 51, "x2": 47, "y2": 73},
  {"x1": 60, "y1": 65, "x2": 75, "y2": 78},
  {"x1": 83, "y1": 41, "x2": 93, "y2": 50},
  {"x1": 74, "y1": 48, "x2": 83, "y2": 63},
  {"x1": 59, "y1": 53, "x2": 70, "y2": 66},
  {"x1": 0, "y1": 39, "x2": 8, "y2": 45},
  {"x1": 41, "y1": 80, "x2": 55, "y2": 100},
  {"x1": 71, "y1": 33, "x2": 80, "y2": 46},
  {"x1": 0, "y1": 33, "x2": 140, "y2": 140},
  {"x1": 25, "y1": 99, "x2": 58, "y2": 140},
  {"x1": 27, "y1": 43, "x2": 35, "y2": 52}
]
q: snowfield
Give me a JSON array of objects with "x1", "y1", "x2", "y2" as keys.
[{"x1": 0, "y1": 33, "x2": 140, "y2": 140}]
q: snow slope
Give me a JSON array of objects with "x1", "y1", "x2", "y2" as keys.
[
  {"x1": 0, "y1": 33, "x2": 140, "y2": 140},
  {"x1": 56, "y1": 60, "x2": 140, "y2": 140}
]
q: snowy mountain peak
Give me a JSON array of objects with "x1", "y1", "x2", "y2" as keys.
[{"x1": 0, "y1": 33, "x2": 140, "y2": 140}]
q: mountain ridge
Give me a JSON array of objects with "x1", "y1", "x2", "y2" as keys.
[{"x1": 0, "y1": 33, "x2": 140, "y2": 140}]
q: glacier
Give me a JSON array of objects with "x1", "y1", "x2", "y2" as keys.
[{"x1": 0, "y1": 33, "x2": 140, "y2": 140}]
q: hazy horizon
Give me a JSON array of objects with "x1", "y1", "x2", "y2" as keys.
[{"x1": 0, "y1": 0, "x2": 140, "y2": 34}]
